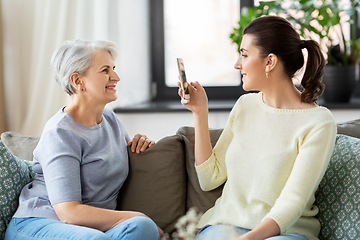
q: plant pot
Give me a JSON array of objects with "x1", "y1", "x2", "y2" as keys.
[{"x1": 322, "y1": 65, "x2": 358, "y2": 103}]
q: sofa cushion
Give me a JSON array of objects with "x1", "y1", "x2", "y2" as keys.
[
  {"x1": 336, "y1": 119, "x2": 360, "y2": 139},
  {"x1": 116, "y1": 134, "x2": 186, "y2": 234},
  {"x1": 1, "y1": 131, "x2": 39, "y2": 161},
  {"x1": 315, "y1": 134, "x2": 360, "y2": 240},
  {"x1": 176, "y1": 126, "x2": 224, "y2": 214},
  {"x1": 0, "y1": 141, "x2": 35, "y2": 239}
]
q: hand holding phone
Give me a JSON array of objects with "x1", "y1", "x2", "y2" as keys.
[{"x1": 177, "y1": 58, "x2": 190, "y2": 100}]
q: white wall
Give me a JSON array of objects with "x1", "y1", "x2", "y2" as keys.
[
  {"x1": 116, "y1": 111, "x2": 230, "y2": 141},
  {"x1": 117, "y1": 109, "x2": 360, "y2": 142}
]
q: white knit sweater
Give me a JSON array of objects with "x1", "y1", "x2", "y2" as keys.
[{"x1": 196, "y1": 92, "x2": 336, "y2": 240}]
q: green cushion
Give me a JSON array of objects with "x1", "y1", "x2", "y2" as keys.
[
  {"x1": 315, "y1": 134, "x2": 360, "y2": 240},
  {"x1": 0, "y1": 141, "x2": 35, "y2": 239}
]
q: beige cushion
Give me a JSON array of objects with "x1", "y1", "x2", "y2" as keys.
[
  {"x1": 116, "y1": 134, "x2": 186, "y2": 233},
  {"x1": 0, "y1": 131, "x2": 39, "y2": 161},
  {"x1": 176, "y1": 126, "x2": 224, "y2": 214},
  {"x1": 337, "y1": 119, "x2": 360, "y2": 139}
]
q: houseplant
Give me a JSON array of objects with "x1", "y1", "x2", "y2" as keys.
[{"x1": 230, "y1": 0, "x2": 360, "y2": 103}]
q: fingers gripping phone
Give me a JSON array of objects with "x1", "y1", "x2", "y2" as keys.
[{"x1": 177, "y1": 58, "x2": 190, "y2": 99}]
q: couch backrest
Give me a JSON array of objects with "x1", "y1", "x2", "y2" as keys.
[
  {"x1": 0, "y1": 131, "x2": 39, "y2": 161},
  {"x1": 336, "y1": 120, "x2": 360, "y2": 139}
]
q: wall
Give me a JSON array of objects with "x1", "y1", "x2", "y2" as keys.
[
  {"x1": 116, "y1": 109, "x2": 360, "y2": 141},
  {"x1": 116, "y1": 111, "x2": 229, "y2": 141}
]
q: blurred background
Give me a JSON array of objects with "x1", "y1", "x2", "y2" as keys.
[{"x1": 1, "y1": 0, "x2": 360, "y2": 141}]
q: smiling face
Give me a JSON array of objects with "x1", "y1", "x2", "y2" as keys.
[
  {"x1": 234, "y1": 34, "x2": 268, "y2": 92},
  {"x1": 81, "y1": 50, "x2": 120, "y2": 105}
]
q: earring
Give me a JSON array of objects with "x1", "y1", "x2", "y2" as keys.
[
  {"x1": 80, "y1": 81, "x2": 85, "y2": 92},
  {"x1": 265, "y1": 72, "x2": 269, "y2": 79}
]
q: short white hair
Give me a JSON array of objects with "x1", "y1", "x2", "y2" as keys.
[{"x1": 51, "y1": 39, "x2": 118, "y2": 95}]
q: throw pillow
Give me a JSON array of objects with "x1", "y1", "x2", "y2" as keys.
[
  {"x1": 116, "y1": 134, "x2": 186, "y2": 234},
  {"x1": 315, "y1": 134, "x2": 360, "y2": 240},
  {"x1": 176, "y1": 126, "x2": 224, "y2": 214},
  {"x1": 336, "y1": 119, "x2": 360, "y2": 139},
  {"x1": 1, "y1": 131, "x2": 40, "y2": 161},
  {"x1": 0, "y1": 141, "x2": 35, "y2": 239}
]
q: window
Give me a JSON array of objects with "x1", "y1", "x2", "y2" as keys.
[{"x1": 150, "y1": 0, "x2": 248, "y2": 101}]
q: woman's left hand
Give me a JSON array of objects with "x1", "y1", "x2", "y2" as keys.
[
  {"x1": 228, "y1": 218, "x2": 280, "y2": 240},
  {"x1": 127, "y1": 134, "x2": 155, "y2": 154}
]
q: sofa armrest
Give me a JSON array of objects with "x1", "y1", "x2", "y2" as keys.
[
  {"x1": 176, "y1": 126, "x2": 224, "y2": 214},
  {"x1": 116, "y1": 134, "x2": 187, "y2": 234}
]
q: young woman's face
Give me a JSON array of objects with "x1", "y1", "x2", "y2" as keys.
[
  {"x1": 82, "y1": 50, "x2": 120, "y2": 104},
  {"x1": 234, "y1": 34, "x2": 267, "y2": 92}
]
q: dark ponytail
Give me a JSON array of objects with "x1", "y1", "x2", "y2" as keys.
[
  {"x1": 244, "y1": 16, "x2": 325, "y2": 103},
  {"x1": 300, "y1": 40, "x2": 325, "y2": 103}
]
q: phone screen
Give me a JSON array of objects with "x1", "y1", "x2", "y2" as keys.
[{"x1": 177, "y1": 58, "x2": 190, "y2": 99}]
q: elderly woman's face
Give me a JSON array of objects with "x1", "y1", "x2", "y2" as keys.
[{"x1": 81, "y1": 50, "x2": 120, "y2": 104}]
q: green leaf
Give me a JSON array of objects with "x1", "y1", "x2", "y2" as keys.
[{"x1": 229, "y1": 0, "x2": 360, "y2": 64}]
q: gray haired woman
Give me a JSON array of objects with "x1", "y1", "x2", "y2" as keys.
[{"x1": 5, "y1": 40, "x2": 163, "y2": 240}]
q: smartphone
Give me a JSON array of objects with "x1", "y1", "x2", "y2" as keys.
[{"x1": 176, "y1": 58, "x2": 190, "y2": 99}]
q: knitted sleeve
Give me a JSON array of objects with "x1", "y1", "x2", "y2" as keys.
[
  {"x1": 264, "y1": 119, "x2": 337, "y2": 232},
  {"x1": 195, "y1": 98, "x2": 241, "y2": 191}
]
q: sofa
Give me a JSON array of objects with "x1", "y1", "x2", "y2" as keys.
[{"x1": 1, "y1": 120, "x2": 360, "y2": 240}]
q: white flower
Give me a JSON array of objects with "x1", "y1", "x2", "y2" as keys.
[{"x1": 167, "y1": 207, "x2": 203, "y2": 240}]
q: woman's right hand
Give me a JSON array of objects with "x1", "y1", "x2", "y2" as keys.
[
  {"x1": 178, "y1": 80, "x2": 212, "y2": 166},
  {"x1": 177, "y1": 81, "x2": 208, "y2": 115}
]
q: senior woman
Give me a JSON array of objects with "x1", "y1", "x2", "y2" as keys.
[{"x1": 5, "y1": 40, "x2": 163, "y2": 240}]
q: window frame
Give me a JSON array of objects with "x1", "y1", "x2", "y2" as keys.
[{"x1": 150, "y1": 0, "x2": 252, "y2": 101}]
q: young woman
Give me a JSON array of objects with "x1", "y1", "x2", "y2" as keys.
[
  {"x1": 5, "y1": 40, "x2": 163, "y2": 240},
  {"x1": 178, "y1": 16, "x2": 336, "y2": 240}
]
